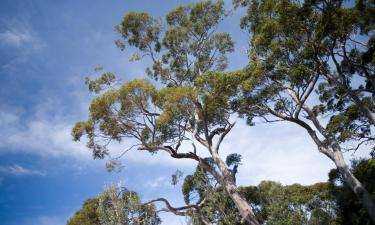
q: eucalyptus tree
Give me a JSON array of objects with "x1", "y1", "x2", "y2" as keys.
[
  {"x1": 233, "y1": 0, "x2": 375, "y2": 221},
  {"x1": 97, "y1": 184, "x2": 161, "y2": 225},
  {"x1": 180, "y1": 165, "x2": 338, "y2": 225},
  {"x1": 72, "y1": 1, "x2": 259, "y2": 224}
]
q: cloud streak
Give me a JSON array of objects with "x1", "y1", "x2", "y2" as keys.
[
  {"x1": 0, "y1": 164, "x2": 45, "y2": 176},
  {"x1": 145, "y1": 176, "x2": 170, "y2": 189},
  {"x1": 0, "y1": 30, "x2": 34, "y2": 47},
  {"x1": 0, "y1": 18, "x2": 43, "y2": 49}
]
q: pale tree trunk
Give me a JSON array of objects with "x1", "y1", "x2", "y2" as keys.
[
  {"x1": 305, "y1": 114, "x2": 375, "y2": 222},
  {"x1": 279, "y1": 94, "x2": 375, "y2": 222},
  {"x1": 192, "y1": 103, "x2": 260, "y2": 225},
  {"x1": 223, "y1": 181, "x2": 260, "y2": 225},
  {"x1": 210, "y1": 150, "x2": 260, "y2": 225},
  {"x1": 332, "y1": 150, "x2": 375, "y2": 222},
  {"x1": 305, "y1": 109, "x2": 375, "y2": 222}
]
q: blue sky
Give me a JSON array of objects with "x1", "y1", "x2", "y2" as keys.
[{"x1": 0, "y1": 0, "x2": 367, "y2": 224}]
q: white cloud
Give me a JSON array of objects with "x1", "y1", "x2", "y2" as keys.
[
  {"x1": 0, "y1": 18, "x2": 43, "y2": 49},
  {"x1": 220, "y1": 119, "x2": 342, "y2": 186},
  {"x1": 0, "y1": 103, "x2": 197, "y2": 169},
  {"x1": 38, "y1": 216, "x2": 64, "y2": 225},
  {"x1": 0, "y1": 164, "x2": 45, "y2": 176},
  {"x1": 0, "y1": 103, "x2": 91, "y2": 160},
  {"x1": 0, "y1": 30, "x2": 34, "y2": 47},
  {"x1": 31, "y1": 216, "x2": 65, "y2": 225},
  {"x1": 0, "y1": 103, "x2": 346, "y2": 186},
  {"x1": 145, "y1": 176, "x2": 170, "y2": 189}
]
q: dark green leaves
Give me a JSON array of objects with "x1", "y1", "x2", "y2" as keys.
[{"x1": 225, "y1": 153, "x2": 242, "y2": 167}]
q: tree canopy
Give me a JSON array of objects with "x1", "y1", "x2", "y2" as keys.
[{"x1": 71, "y1": 0, "x2": 375, "y2": 224}]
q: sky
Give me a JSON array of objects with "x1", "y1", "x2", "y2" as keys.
[{"x1": 0, "y1": 0, "x2": 369, "y2": 225}]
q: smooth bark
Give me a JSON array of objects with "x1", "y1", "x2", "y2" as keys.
[
  {"x1": 211, "y1": 147, "x2": 260, "y2": 225},
  {"x1": 332, "y1": 150, "x2": 375, "y2": 222}
]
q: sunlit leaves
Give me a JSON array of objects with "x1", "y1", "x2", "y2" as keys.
[
  {"x1": 115, "y1": 12, "x2": 161, "y2": 52},
  {"x1": 85, "y1": 72, "x2": 116, "y2": 94},
  {"x1": 97, "y1": 184, "x2": 161, "y2": 225},
  {"x1": 116, "y1": 0, "x2": 234, "y2": 86}
]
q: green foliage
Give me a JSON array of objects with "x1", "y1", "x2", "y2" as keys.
[
  {"x1": 181, "y1": 154, "x2": 337, "y2": 225},
  {"x1": 154, "y1": 86, "x2": 196, "y2": 126},
  {"x1": 116, "y1": 0, "x2": 234, "y2": 86},
  {"x1": 171, "y1": 169, "x2": 184, "y2": 186},
  {"x1": 73, "y1": 1, "x2": 238, "y2": 161},
  {"x1": 115, "y1": 12, "x2": 161, "y2": 52},
  {"x1": 182, "y1": 162, "x2": 242, "y2": 225},
  {"x1": 235, "y1": 0, "x2": 375, "y2": 154},
  {"x1": 195, "y1": 71, "x2": 247, "y2": 125},
  {"x1": 225, "y1": 153, "x2": 242, "y2": 167},
  {"x1": 67, "y1": 198, "x2": 100, "y2": 225},
  {"x1": 243, "y1": 181, "x2": 338, "y2": 225},
  {"x1": 97, "y1": 184, "x2": 161, "y2": 225},
  {"x1": 85, "y1": 71, "x2": 117, "y2": 94},
  {"x1": 71, "y1": 0, "x2": 375, "y2": 223},
  {"x1": 182, "y1": 164, "x2": 339, "y2": 225}
]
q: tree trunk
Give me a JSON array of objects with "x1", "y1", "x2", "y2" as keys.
[
  {"x1": 224, "y1": 181, "x2": 260, "y2": 225},
  {"x1": 332, "y1": 151, "x2": 375, "y2": 222},
  {"x1": 210, "y1": 151, "x2": 260, "y2": 225},
  {"x1": 294, "y1": 111, "x2": 375, "y2": 223}
]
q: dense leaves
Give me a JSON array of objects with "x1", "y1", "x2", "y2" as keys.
[{"x1": 67, "y1": 199, "x2": 100, "y2": 225}]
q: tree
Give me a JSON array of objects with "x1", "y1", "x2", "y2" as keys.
[
  {"x1": 233, "y1": 0, "x2": 375, "y2": 221},
  {"x1": 66, "y1": 184, "x2": 160, "y2": 225},
  {"x1": 72, "y1": 1, "x2": 259, "y2": 224},
  {"x1": 67, "y1": 198, "x2": 100, "y2": 225},
  {"x1": 180, "y1": 155, "x2": 338, "y2": 225},
  {"x1": 68, "y1": 176, "x2": 341, "y2": 225},
  {"x1": 246, "y1": 181, "x2": 337, "y2": 225},
  {"x1": 97, "y1": 184, "x2": 161, "y2": 225}
]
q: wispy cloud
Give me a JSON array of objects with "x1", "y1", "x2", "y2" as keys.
[
  {"x1": 0, "y1": 18, "x2": 43, "y2": 49},
  {"x1": 0, "y1": 164, "x2": 45, "y2": 176},
  {"x1": 36, "y1": 216, "x2": 65, "y2": 225},
  {"x1": 0, "y1": 30, "x2": 34, "y2": 47},
  {"x1": 220, "y1": 119, "x2": 335, "y2": 185},
  {"x1": 0, "y1": 103, "x2": 196, "y2": 169},
  {"x1": 21, "y1": 215, "x2": 66, "y2": 225},
  {"x1": 0, "y1": 104, "x2": 90, "y2": 159},
  {"x1": 145, "y1": 176, "x2": 170, "y2": 189}
]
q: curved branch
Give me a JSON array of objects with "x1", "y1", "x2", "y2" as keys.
[{"x1": 143, "y1": 197, "x2": 212, "y2": 225}]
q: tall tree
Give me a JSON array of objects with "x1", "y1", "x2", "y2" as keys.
[
  {"x1": 180, "y1": 167, "x2": 338, "y2": 225},
  {"x1": 72, "y1": 1, "x2": 259, "y2": 224},
  {"x1": 233, "y1": 0, "x2": 375, "y2": 221}
]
